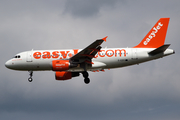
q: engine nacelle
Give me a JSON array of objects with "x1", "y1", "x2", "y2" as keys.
[
  {"x1": 52, "y1": 60, "x2": 77, "y2": 71},
  {"x1": 55, "y1": 71, "x2": 80, "y2": 80}
]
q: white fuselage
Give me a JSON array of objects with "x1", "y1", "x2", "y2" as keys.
[
  {"x1": 4, "y1": 18, "x2": 174, "y2": 84},
  {"x1": 5, "y1": 48, "x2": 174, "y2": 72}
]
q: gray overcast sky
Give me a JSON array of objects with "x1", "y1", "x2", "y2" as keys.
[{"x1": 0, "y1": 0, "x2": 180, "y2": 120}]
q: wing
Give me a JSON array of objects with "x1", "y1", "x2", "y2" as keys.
[{"x1": 70, "y1": 36, "x2": 107, "y2": 65}]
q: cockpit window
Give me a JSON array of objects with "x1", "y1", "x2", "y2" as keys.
[{"x1": 14, "y1": 55, "x2": 21, "y2": 58}]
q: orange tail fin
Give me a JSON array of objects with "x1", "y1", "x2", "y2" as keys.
[{"x1": 134, "y1": 18, "x2": 170, "y2": 48}]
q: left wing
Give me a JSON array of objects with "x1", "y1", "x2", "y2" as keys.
[{"x1": 70, "y1": 36, "x2": 107, "y2": 64}]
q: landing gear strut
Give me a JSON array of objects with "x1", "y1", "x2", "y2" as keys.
[
  {"x1": 28, "y1": 71, "x2": 33, "y2": 82},
  {"x1": 82, "y1": 71, "x2": 90, "y2": 84}
]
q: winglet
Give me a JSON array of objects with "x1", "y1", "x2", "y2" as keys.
[
  {"x1": 102, "y1": 36, "x2": 108, "y2": 42},
  {"x1": 134, "y1": 18, "x2": 170, "y2": 48}
]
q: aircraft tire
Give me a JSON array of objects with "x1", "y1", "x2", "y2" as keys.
[
  {"x1": 84, "y1": 78, "x2": 90, "y2": 84},
  {"x1": 28, "y1": 77, "x2": 33, "y2": 82}
]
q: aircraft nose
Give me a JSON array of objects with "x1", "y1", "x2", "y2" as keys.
[{"x1": 5, "y1": 60, "x2": 12, "y2": 69}]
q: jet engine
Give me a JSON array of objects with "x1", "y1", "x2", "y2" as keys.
[
  {"x1": 52, "y1": 60, "x2": 77, "y2": 71},
  {"x1": 55, "y1": 71, "x2": 80, "y2": 80}
]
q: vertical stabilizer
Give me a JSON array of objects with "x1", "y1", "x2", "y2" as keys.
[{"x1": 134, "y1": 18, "x2": 170, "y2": 48}]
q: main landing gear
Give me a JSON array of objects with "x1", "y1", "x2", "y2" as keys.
[
  {"x1": 82, "y1": 71, "x2": 90, "y2": 84},
  {"x1": 28, "y1": 71, "x2": 33, "y2": 82}
]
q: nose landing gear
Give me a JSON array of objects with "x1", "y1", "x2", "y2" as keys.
[
  {"x1": 28, "y1": 71, "x2": 33, "y2": 82},
  {"x1": 82, "y1": 71, "x2": 90, "y2": 84}
]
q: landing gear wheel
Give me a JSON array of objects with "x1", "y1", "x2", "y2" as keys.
[
  {"x1": 28, "y1": 71, "x2": 33, "y2": 82},
  {"x1": 82, "y1": 71, "x2": 90, "y2": 84},
  {"x1": 28, "y1": 77, "x2": 33, "y2": 82},
  {"x1": 84, "y1": 78, "x2": 90, "y2": 84}
]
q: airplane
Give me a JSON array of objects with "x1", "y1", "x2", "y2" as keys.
[{"x1": 5, "y1": 18, "x2": 175, "y2": 84}]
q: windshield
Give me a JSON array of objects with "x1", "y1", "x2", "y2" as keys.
[{"x1": 13, "y1": 55, "x2": 21, "y2": 58}]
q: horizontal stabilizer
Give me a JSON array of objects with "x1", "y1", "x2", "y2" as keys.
[{"x1": 148, "y1": 44, "x2": 170, "y2": 55}]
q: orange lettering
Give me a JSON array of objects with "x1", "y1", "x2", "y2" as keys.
[
  {"x1": 115, "y1": 49, "x2": 126, "y2": 57},
  {"x1": 68, "y1": 53, "x2": 72, "y2": 57},
  {"x1": 98, "y1": 50, "x2": 105, "y2": 57},
  {"x1": 42, "y1": 51, "x2": 51, "y2": 59},
  {"x1": 33, "y1": 52, "x2": 41, "y2": 59},
  {"x1": 106, "y1": 50, "x2": 114, "y2": 57},
  {"x1": 60, "y1": 51, "x2": 70, "y2": 59},
  {"x1": 52, "y1": 51, "x2": 59, "y2": 58},
  {"x1": 73, "y1": 49, "x2": 78, "y2": 55}
]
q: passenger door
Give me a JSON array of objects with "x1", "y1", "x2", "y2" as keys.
[{"x1": 26, "y1": 50, "x2": 33, "y2": 62}]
